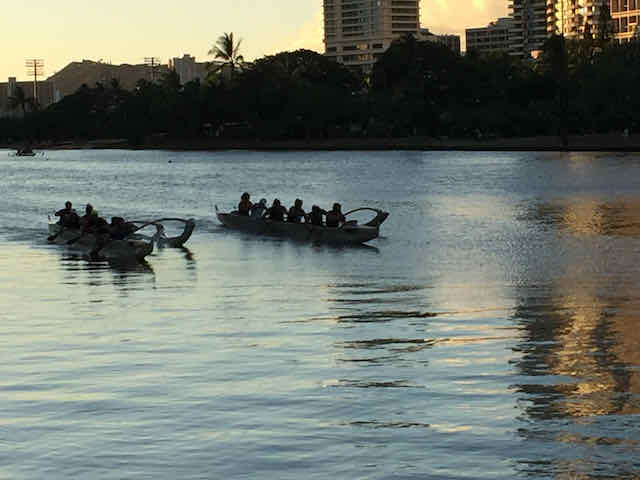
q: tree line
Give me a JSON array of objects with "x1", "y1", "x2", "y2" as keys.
[{"x1": 2, "y1": 30, "x2": 640, "y2": 146}]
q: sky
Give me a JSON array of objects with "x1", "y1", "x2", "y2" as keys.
[{"x1": 1, "y1": 0, "x2": 507, "y2": 82}]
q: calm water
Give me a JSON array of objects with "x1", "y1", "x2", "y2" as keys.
[{"x1": 1, "y1": 149, "x2": 639, "y2": 479}]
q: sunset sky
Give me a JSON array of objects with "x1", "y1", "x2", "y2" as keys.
[{"x1": 1, "y1": 0, "x2": 507, "y2": 82}]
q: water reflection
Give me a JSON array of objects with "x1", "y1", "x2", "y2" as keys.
[
  {"x1": 57, "y1": 254, "x2": 155, "y2": 294},
  {"x1": 514, "y1": 286, "x2": 640, "y2": 419},
  {"x1": 178, "y1": 246, "x2": 195, "y2": 265},
  {"x1": 530, "y1": 198, "x2": 640, "y2": 237},
  {"x1": 514, "y1": 196, "x2": 640, "y2": 479},
  {"x1": 345, "y1": 420, "x2": 431, "y2": 429}
]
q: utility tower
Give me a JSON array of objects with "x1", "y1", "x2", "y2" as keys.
[
  {"x1": 144, "y1": 57, "x2": 161, "y2": 82},
  {"x1": 25, "y1": 59, "x2": 44, "y2": 103}
]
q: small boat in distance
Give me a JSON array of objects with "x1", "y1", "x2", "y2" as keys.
[
  {"x1": 14, "y1": 145, "x2": 36, "y2": 157},
  {"x1": 215, "y1": 206, "x2": 388, "y2": 245}
]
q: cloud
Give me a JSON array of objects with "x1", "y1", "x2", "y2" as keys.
[
  {"x1": 421, "y1": 0, "x2": 508, "y2": 48},
  {"x1": 267, "y1": 7, "x2": 325, "y2": 56},
  {"x1": 268, "y1": 0, "x2": 509, "y2": 57},
  {"x1": 289, "y1": 9, "x2": 325, "y2": 53}
]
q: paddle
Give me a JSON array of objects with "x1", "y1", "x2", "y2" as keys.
[
  {"x1": 47, "y1": 228, "x2": 64, "y2": 242},
  {"x1": 66, "y1": 233, "x2": 85, "y2": 245}
]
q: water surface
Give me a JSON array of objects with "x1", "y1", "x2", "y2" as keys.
[{"x1": 1, "y1": 149, "x2": 639, "y2": 479}]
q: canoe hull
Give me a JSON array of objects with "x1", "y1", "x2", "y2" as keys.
[
  {"x1": 216, "y1": 211, "x2": 380, "y2": 244},
  {"x1": 48, "y1": 223, "x2": 153, "y2": 262}
]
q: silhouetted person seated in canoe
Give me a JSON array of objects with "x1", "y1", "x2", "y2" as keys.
[
  {"x1": 238, "y1": 192, "x2": 252, "y2": 216},
  {"x1": 55, "y1": 201, "x2": 79, "y2": 228},
  {"x1": 266, "y1": 199, "x2": 287, "y2": 222},
  {"x1": 80, "y1": 204, "x2": 109, "y2": 235},
  {"x1": 109, "y1": 217, "x2": 129, "y2": 240},
  {"x1": 287, "y1": 198, "x2": 306, "y2": 223},
  {"x1": 308, "y1": 205, "x2": 325, "y2": 226},
  {"x1": 250, "y1": 198, "x2": 268, "y2": 218},
  {"x1": 325, "y1": 203, "x2": 346, "y2": 228},
  {"x1": 79, "y1": 204, "x2": 95, "y2": 232}
]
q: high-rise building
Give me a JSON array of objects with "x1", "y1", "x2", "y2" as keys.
[
  {"x1": 546, "y1": 0, "x2": 609, "y2": 39},
  {"x1": 466, "y1": 18, "x2": 513, "y2": 54},
  {"x1": 509, "y1": 0, "x2": 548, "y2": 57},
  {"x1": 168, "y1": 55, "x2": 213, "y2": 85},
  {"x1": 323, "y1": 0, "x2": 421, "y2": 73},
  {"x1": 611, "y1": 0, "x2": 640, "y2": 40}
]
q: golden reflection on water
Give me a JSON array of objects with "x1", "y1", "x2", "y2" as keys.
[
  {"x1": 535, "y1": 198, "x2": 640, "y2": 237},
  {"x1": 518, "y1": 197, "x2": 640, "y2": 420}
]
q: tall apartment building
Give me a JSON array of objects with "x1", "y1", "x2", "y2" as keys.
[
  {"x1": 168, "y1": 55, "x2": 213, "y2": 84},
  {"x1": 546, "y1": 0, "x2": 609, "y2": 38},
  {"x1": 466, "y1": 17, "x2": 513, "y2": 54},
  {"x1": 323, "y1": 0, "x2": 421, "y2": 73},
  {"x1": 509, "y1": 0, "x2": 548, "y2": 57},
  {"x1": 611, "y1": 0, "x2": 640, "y2": 40}
]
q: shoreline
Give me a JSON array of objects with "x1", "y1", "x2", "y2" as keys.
[{"x1": 4, "y1": 133, "x2": 640, "y2": 152}]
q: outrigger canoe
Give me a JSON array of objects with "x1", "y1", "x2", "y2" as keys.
[
  {"x1": 215, "y1": 206, "x2": 388, "y2": 245},
  {"x1": 47, "y1": 217, "x2": 196, "y2": 262},
  {"x1": 47, "y1": 223, "x2": 153, "y2": 262}
]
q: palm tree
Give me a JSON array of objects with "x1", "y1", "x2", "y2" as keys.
[
  {"x1": 208, "y1": 32, "x2": 244, "y2": 84},
  {"x1": 7, "y1": 86, "x2": 33, "y2": 116}
]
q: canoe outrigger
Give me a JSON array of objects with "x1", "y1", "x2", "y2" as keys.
[
  {"x1": 127, "y1": 218, "x2": 196, "y2": 248},
  {"x1": 215, "y1": 206, "x2": 388, "y2": 245},
  {"x1": 47, "y1": 217, "x2": 195, "y2": 262}
]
